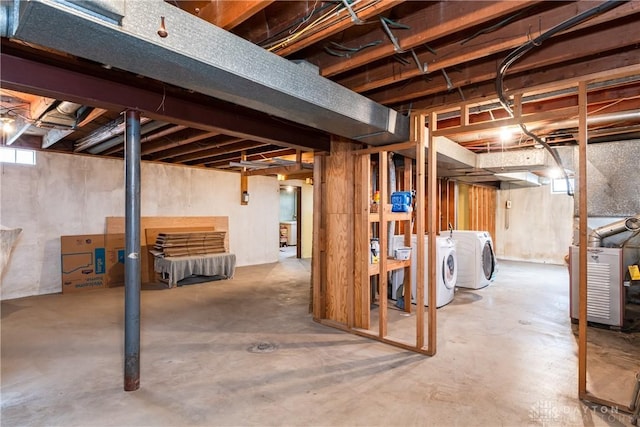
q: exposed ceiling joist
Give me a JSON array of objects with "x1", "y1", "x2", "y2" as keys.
[
  {"x1": 315, "y1": 1, "x2": 541, "y2": 77},
  {"x1": 0, "y1": 53, "x2": 330, "y2": 152},
  {"x1": 196, "y1": 0, "x2": 275, "y2": 30}
]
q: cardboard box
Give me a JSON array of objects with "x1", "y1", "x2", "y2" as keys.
[
  {"x1": 60, "y1": 234, "x2": 106, "y2": 293},
  {"x1": 105, "y1": 233, "x2": 125, "y2": 288}
]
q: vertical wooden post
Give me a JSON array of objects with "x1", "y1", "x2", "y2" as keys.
[
  {"x1": 427, "y1": 111, "x2": 438, "y2": 355},
  {"x1": 312, "y1": 154, "x2": 326, "y2": 320},
  {"x1": 513, "y1": 94, "x2": 523, "y2": 119},
  {"x1": 240, "y1": 151, "x2": 248, "y2": 205},
  {"x1": 403, "y1": 157, "x2": 413, "y2": 313},
  {"x1": 578, "y1": 81, "x2": 588, "y2": 398},
  {"x1": 354, "y1": 154, "x2": 371, "y2": 329},
  {"x1": 414, "y1": 113, "x2": 426, "y2": 349},
  {"x1": 321, "y1": 138, "x2": 357, "y2": 325},
  {"x1": 378, "y1": 152, "x2": 389, "y2": 338},
  {"x1": 462, "y1": 104, "x2": 470, "y2": 127}
]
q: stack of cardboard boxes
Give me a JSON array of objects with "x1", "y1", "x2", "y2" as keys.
[{"x1": 60, "y1": 234, "x2": 125, "y2": 293}]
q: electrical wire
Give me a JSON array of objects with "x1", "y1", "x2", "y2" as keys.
[
  {"x1": 264, "y1": 0, "x2": 380, "y2": 53},
  {"x1": 495, "y1": 0, "x2": 627, "y2": 196}
]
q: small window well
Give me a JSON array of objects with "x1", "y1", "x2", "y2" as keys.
[
  {"x1": 0, "y1": 147, "x2": 36, "y2": 165},
  {"x1": 551, "y1": 177, "x2": 574, "y2": 194}
]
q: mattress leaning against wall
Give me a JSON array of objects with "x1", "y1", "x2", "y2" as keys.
[{"x1": 0, "y1": 226, "x2": 22, "y2": 279}]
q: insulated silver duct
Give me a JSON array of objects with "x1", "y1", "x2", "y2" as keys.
[
  {"x1": 10, "y1": 0, "x2": 409, "y2": 145},
  {"x1": 0, "y1": 1, "x2": 18, "y2": 37},
  {"x1": 588, "y1": 214, "x2": 640, "y2": 247}
]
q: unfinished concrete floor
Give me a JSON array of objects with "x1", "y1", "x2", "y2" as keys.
[{"x1": 2, "y1": 258, "x2": 639, "y2": 426}]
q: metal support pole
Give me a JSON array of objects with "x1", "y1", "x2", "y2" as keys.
[{"x1": 124, "y1": 110, "x2": 141, "y2": 392}]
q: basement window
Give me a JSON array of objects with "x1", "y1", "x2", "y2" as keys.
[
  {"x1": 551, "y1": 177, "x2": 574, "y2": 194},
  {"x1": 0, "y1": 147, "x2": 36, "y2": 165}
]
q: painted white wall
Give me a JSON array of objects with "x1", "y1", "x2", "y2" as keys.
[
  {"x1": 0, "y1": 151, "x2": 279, "y2": 300},
  {"x1": 495, "y1": 184, "x2": 573, "y2": 265}
]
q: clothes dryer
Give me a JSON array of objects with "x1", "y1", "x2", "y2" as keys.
[{"x1": 451, "y1": 230, "x2": 497, "y2": 289}]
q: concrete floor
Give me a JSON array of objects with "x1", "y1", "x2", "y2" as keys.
[{"x1": 2, "y1": 258, "x2": 639, "y2": 426}]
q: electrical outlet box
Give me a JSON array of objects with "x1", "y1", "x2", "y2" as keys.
[{"x1": 506, "y1": 200, "x2": 512, "y2": 209}]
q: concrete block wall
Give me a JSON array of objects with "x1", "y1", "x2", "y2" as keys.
[
  {"x1": 495, "y1": 184, "x2": 574, "y2": 265},
  {"x1": 0, "y1": 151, "x2": 279, "y2": 300}
]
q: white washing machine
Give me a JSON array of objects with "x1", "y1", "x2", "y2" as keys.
[
  {"x1": 391, "y1": 235, "x2": 457, "y2": 308},
  {"x1": 451, "y1": 230, "x2": 497, "y2": 289}
]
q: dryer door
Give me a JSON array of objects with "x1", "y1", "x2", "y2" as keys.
[
  {"x1": 442, "y1": 248, "x2": 457, "y2": 289},
  {"x1": 481, "y1": 241, "x2": 496, "y2": 280}
]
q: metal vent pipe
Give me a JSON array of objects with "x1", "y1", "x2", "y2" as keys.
[{"x1": 587, "y1": 214, "x2": 640, "y2": 247}]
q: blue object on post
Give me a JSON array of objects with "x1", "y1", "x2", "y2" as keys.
[{"x1": 391, "y1": 191, "x2": 412, "y2": 212}]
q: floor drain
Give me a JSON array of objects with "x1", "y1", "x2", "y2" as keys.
[{"x1": 247, "y1": 342, "x2": 277, "y2": 353}]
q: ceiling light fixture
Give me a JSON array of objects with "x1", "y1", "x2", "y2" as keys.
[
  {"x1": 1, "y1": 116, "x2": 16, "y2": 134},
  {"x1": 499, "y1": 127, "x2": 512, "y2": 143}
]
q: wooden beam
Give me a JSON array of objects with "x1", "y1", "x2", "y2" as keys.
[
  {"x1": 578, "y1": 81, "x2": 588, "y2": 399},
  {"x1": 314, "y1": 1, "x2": 540, "y2": 77},
  {"x1": 432, "y1": 107, "x2": 579, "y2": 138},
  {"x1": 197, "y1": 1, "x2": 274, "y2": 30},
  {"x1": 377, "y1": 46, "x2": 640, "y2": 108},
  {"x1": 204, "y1": 147, "x2": 297, "y2": 168},
  {"x1": 168, "y1": 140, "x2": 260, "y2": 164},
  {"x1": 340, "y1": 1, "x2": 639, "y2": 93},
  {"x1": 104, "y1": 124, "x2": 189, "y2": 156},
  {"x1": 243, "y1": 164, "x2": 309, "y2": 177},
  {"x1": 142, "y1": 130, "x2": 218, "y2": 157},
  {"x1": 353, "y1": 141, "x2": 417, "y2": 156}
]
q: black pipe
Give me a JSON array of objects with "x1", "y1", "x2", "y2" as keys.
[
  {"x1": 496, "y1": 0, "x2": 626, "y2": 113},
  {"x1": 124, "y1": 110, "x2": 141, "y2": 392},
  {"x1": 495, "y1": 0, "x2": 627, "y2": 196}
]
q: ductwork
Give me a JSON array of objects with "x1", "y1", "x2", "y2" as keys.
[
  {"x1": 0, "y1": 0, "x2": 17, "y2": 37},
  {"x1": 38, "y1": 101, "x2": 85, "y2": 128},
  {"x1": 588, "y1": 214, "x2": 640, "y2": 247},
  {"x1": 9, "y1": 0, "x2": 409, "y2": 145}
]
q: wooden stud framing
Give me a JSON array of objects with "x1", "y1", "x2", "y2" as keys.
[
  {"x1": 311, "y1": 154, "x2": 326, "y2": 320},
  {"x1": 354, "y1": 154, "x2": 370, "y2": 329},
  {"x1": 402, "y1": 158, "x2": 413, "y2": 313},
  {"x1": 378, "y1": 153, "x2": 389, "y2": 338},
  {"x1": 577, "y1": 81, "x2": 588, "y2": 399},
  {"x1": 576, "y1": 79, "x2": 634, "y2": 413},
  {"x1": 426, "y1": 111, "x2": 438, "y2": 355},
  {"x1": 415, "y1": 113, "x2": 427, "y2": 351}
]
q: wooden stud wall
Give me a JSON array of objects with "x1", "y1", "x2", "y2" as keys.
[
  {"x1": 438, "y1": 179, "x2": 456, "y2": 232},
  {"x1": 468, "y1": 185, "x2": 496, "y2": 239}
]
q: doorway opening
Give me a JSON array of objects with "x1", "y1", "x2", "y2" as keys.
[{"x1": 279, "y1": 185, "x2": 301, "y2": 260}]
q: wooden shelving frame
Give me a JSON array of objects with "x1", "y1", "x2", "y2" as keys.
[{"x1": 349, "y1": 113, "x2": 439, "y2": 355}]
